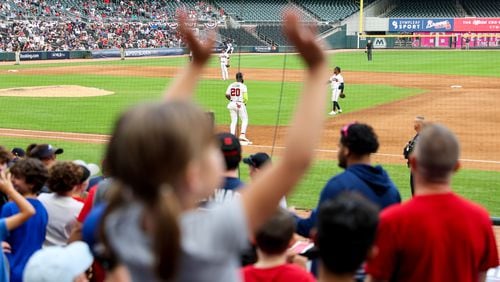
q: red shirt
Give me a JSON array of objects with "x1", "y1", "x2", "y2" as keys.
[
  {"x1": 77, "y1": 184, "x2": 98, "y2": 223},
  {"x1": 366, "y1": 193, "x2": 499, "y2": 282},
  {"x1": 241, "y1": 264, "x2": 315, "y2": 282}
]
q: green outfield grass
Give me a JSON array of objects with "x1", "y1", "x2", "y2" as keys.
[
  {"x1": 0, "y1": 50, "x2": 498, "y2": 216},
  {"x1": 0, "y1": 73, "x2": 422, "y2": 132},
  {"x1": 1, "y1": 135, "x2": 498, "y2": 215},
  {"x1": 2, "y1": 50, "x2": 498, "y2": 77}
]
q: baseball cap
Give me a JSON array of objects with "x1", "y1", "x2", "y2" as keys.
[
  {"x1": 243, "y1": 152, "x2": 271, "y2": 169},
  {"x1": 28, "y1": 144, "x2": 63, "y2": 159},
  {"x1": 11, "y1": 147, "x2": 25, "y2": 158},
  {"x1": 217, "y1": 133, "x2": 241, "y2": 157},
  {"x1": 23, "y1": 241, "x2": 93, "y2": 282},
  {"x1": 73, "y1": 160, "x2": 100, "y2": 183}
]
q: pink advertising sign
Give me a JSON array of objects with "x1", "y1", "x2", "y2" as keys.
[{"x1": 454, "y1": 18, "x2": 500, "y2": 32}]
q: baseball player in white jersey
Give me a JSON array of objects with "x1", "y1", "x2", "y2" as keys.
[
  {"x1": 226, "y1": 72, "x2": 251, "y2": 144},
  {"x1": 329, "y1": 66, "x2": 344, "y2": 115},
  {"x1": 219, "y1": 51, "x2": 229, "y2": 80}
]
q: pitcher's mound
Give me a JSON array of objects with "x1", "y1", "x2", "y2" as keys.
[{"x1": 0, "y1": 85, "x2": 114, "y2": 97}]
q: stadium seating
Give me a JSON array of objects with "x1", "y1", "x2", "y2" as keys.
[
  {"x1": 214, "y1": 0, "x2": 288, "y2": 22},
  {"x1": 297, "y1": 0, "x2": 360, "y2": 22},
  {"x1": 256, "y1": 25, "x2": 332, "y2": 46},
  {"x1": 218, "y1": 28, "x2": 266, "y2": 46},
  {"x1": 386, "y1": 0, "x2": 460, "y2": 18},
  {"x1": 462, "y1": 0, "x2": 500, "y2": 17}
]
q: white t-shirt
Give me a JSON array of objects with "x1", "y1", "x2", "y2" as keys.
[
  {"x1": 330, "y1": 73, "x2": 344, "y2": 90},
  {"x1": 220, "y1": 53, "x2": 228, "y2": 65},
  {"x1": 38, "y1": 193, "x2": 83, "y2": 247},
  {"x1": 226, "y1": 82, "x2": 247, "y2": 103}
]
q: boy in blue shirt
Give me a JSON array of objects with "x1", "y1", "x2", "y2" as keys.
[
  {"x1": 2, "y1": 159, "x2": 48, "y2": 282},
  {"x1": 0, "y1": 169, "x2": 36, "y2": 282}
]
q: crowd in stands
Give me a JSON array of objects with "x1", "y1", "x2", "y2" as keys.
[
  {"x1": 0, "y1": 0, "x2": 223, "y2": 51},
  {"x1": 0, "y1": 11, "x2": 498, "y2": 282},
  {"x1": 0, "y1": 19, "x2": 186, "y2": 51}
]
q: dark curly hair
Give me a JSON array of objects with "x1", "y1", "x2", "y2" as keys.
[
  {"x1": 340, "y1": 123, "x2": 379, "y2": 155},
  {"x1": 47, "y1": 162, "x2": 83, "y2": 195},
  {"x1": 9, "y1": 158, "x2": 49, "y2": 193}
]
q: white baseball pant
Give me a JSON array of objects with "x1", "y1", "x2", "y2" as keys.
[
  {"x1": 221, "y1": 63, "x2": 228, "y2": 80},
  {"x1": 227, "y1": 101, "x2": 248, "y2": 135},
  {"x1": 332, "y1": 88, "x2": 341, "y2": 102}
]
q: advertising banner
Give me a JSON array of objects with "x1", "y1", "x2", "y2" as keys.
[
  {"x1": 91, "y1": 48, "x2": 184, "y2": 59},
  {"x1": 454, "y1": 18, "x2": 500, "y2": 32},
  {"x1": 19, "y1": 52, "x2": 43, "y2": 60},
  {"x1": 253, "y1": 46, "x2": 278, "y2": 53},
  {"x1": 389, "y1": 18, "x2": 453, "y2": 32},
  {"x1": 47, "y1": 51, "x2": 70, "y2": 59}
]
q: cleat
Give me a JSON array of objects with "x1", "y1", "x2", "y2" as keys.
[{"x1": 328, "y1": 111, "x2": 336, "y2": 115}]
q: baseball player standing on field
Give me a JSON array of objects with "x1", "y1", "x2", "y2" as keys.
[
  {"x1": 219, "y1": 50, "x2": 229, "y2": 80},
  {"x1": 226, "y1": 72, "x2": 251, "y2": 144},
  {"x1": 365, "y1": 39, "x2": 373, "y2": 61},
  {"x1": 328, "y1": 66, "x2": 344, "y2": 116}
]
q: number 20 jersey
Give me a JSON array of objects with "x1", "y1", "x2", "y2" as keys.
[{"x1": 226, "y1": 82, "x2": 247, "y2": 103}]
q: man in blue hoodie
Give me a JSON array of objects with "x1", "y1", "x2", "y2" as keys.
[{"x1": 294, "y1": 122, "x2": 401, "y2": 238}]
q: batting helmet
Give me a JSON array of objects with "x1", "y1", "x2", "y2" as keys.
[{"x1": 236, "y1": 72, "x2": 244, "y2": 83}]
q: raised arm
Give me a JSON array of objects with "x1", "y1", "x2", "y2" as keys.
[
  {"x1": 241, "y1": 11, "x2": 329, "y2": 233},
  {"x1": 0, "y1": 171, "x2": 35, "y2": 231},
  {"x1": 164, "y1": 11, "x2": 215, "y2": 101}
]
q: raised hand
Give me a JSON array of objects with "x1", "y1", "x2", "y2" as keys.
[
  {"x1": 0, "y1": 171, "x2": 14, "y2": 193},
  {"x1": 178, "y1": 10, "x2": 215, "y2": 66},
  {"x1": 283, "y1": 11, "x2": 326, "y2": 71}
]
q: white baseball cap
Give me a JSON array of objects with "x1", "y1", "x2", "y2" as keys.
[
  {"x1": 23, "y1": 241, "x2": 93, "y2": 282},
  {"x1": 73, "y1": 160, "x2": 100, "y2": 180}
]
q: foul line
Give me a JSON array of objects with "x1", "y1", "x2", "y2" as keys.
[
  {"x1": 248, "y1": 144, "x2": 500, "y2": 165},
  {"x1": 1, "y1": 129, "x2": 499, "y2": 165}
]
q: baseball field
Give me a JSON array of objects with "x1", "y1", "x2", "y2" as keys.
[{"x1": 0, "y1": 49, "x2": 499, "y2": 215}]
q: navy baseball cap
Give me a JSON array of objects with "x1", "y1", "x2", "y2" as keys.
[
  {"x1": 243, "y1": 152, "x2": 271, "y2": 169},
  {"x1": 28, "y1": 144, "x2": 63, "y2": 159},
  {"x1": 11, "y1": 148, "x2": 25, "y2": 157},
  {"x1": 217, "y1": 133, "x2": 241, "y2": 156}
]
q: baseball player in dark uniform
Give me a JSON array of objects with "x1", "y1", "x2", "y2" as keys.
[
  {"x1": 365, "y1": 40, "x2": 373, "y2": 61},
  {"x1": 14, "y1": 43, "x2": 21, "y2": 65},
  {"x1": 120, "y1": 42, "x2": 126, "y2": 60},
  {"x1": 403, "y1": 116, "x2": 425, "y2": 196}
]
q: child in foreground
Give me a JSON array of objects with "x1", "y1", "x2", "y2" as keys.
[{"x1": 241, "y1": 208, "x2": 315, "y2": 282}]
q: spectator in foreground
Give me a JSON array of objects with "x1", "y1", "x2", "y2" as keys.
[
  {"x1": 243, "y1": 152, "x2": 287, "y2": 208},
  {"x1": 241, "y1": 208, "x2": 315, "y2": 282},
  {"x1": 294, "y1": 122, "x2": 400, "y2": 238},
  {"x1": 365, "y1": 124, "x2": 499, "y2": 282},
  {"x1": 2, "y1": 159, "x2": 49, "y2": 282},
  {"x1": 316, "y1": 192, "x2": 379, "y2": 282},
  {"x1": 23, "y1": 241, "x2": 93, "y2": 282},
  {"x1": 207, "y1": 132, "x2": 244, "y2": 205},
  {"x1": 39, "y1": 162, "x2": 84, "y2": 246},
  {"x1": 99, "y1": 11, "x2": 329, "y2": 282},
  {"x1": 0, "y1": 170, "x2": 36, "y2": 282}
]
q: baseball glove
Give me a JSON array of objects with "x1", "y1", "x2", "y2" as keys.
[
  {"x1": 226, "y1": 65, "x2": 230, "y2": 68},
  {"x1": 340, "y1": 93, "x2": 346, "y2": 98}
]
